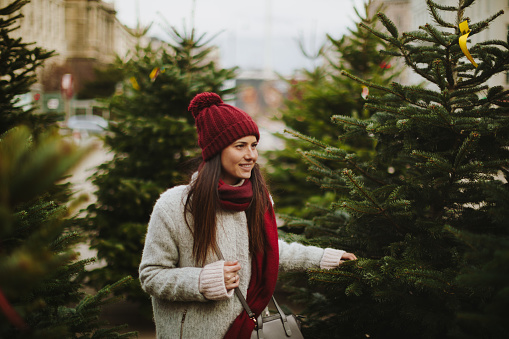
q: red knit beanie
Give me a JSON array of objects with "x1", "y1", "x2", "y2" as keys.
[{"x1": 188, "y1": 92, "x2": 260, "y2": 161}]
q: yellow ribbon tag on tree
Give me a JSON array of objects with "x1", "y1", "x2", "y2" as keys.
[
  {"x1": 149, "y1": 67, "x2": 160, "y2": 82},
  {"x1": 459, "y1": 20, "x2": 478, "y2": 68},
  {"x1": 130, "y1": 77, "x2": 140, "y2": 90}
]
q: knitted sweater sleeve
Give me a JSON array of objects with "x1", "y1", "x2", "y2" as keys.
[
  {"x1": 139, "y1": 197, "x2": 207, "y2": 303},
  {"x1": 278, "y1": 240, "x2": 346, "y2": 273}
]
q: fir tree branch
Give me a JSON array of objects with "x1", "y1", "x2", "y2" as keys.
[
  {"x1": 284, "y1": 129, "x2": 330, "y2": 149},
  {"x1": 318, "y1": 182, "x2": 351, "y2": 193},
  {"x1": 457, "y1": 54, "x2": 509, "y2": 88},
  {"x1": 0, "y1": 0, "x2": 28, "y2": 15},
  {"x1": 401, "y1": 30, "x2": 440, "y2": 44},
  {"x1": 304, "y1": 149, "x2": 345, "y2": 162},
  {"x1": 486, "y1": 86, "x2": 509, "y2": 106},
  {"x1": 467, "y1": 11, "x2": 505, "y2": 36},
  {"x1": 308, "y1": 143, "x2": 386, "y2": 186},
  {"x1": 367, "y1": 104, "x2": 445, "y2": 129},
  {"x1": 445, "y1": 45, "x2": 456, "y2": 88},
  {"x1": 298, "y1": 150, "x2": 332, "y2": 174},
  {"x1": 454, "y1": 132, "x2": 480, "y2": 169},
  {"x1": 429, "y1": 104, "x2": 454, "y2": 130},
  {"x1": 459, "y1": 0, "x2": 476, "y2": 10},
  {"x1": 342, "y1": 169, "x2": 405, "y2": 233},
  {"x1": 426, "y1": 0, "x2": 456, "y2": 12},
  {"x1": 379, "y1": 49, "x2": 403, "y2": 57},
  {"x1": 411, "y1": 151, "x2": 452, "y2": 174},
  {"x1": 450, "y1": 85, "x2": 489, "y2": 99},
  {"x1": 343, "y1": 160, "x2": 385, "y2": 186},
  {"x1": 426, "y1": 0, "x2": 456, "y2": 28},
  {"x1": 359, "y1": 22, "x2": 400, "y2": 47},
  {"x1": 422, "y1": 24, "x2": 449, "y2": 46},
  {"x1": 477, "y1": 39, "x2": 509, "y2": 50},
  {"x1": 337, "y1": 201, "x2": 383, "y2": 215},
  {"x1": 331, "y1": 115, "x2": 368, "y2": 128},
  {"x1": 402, "y1": 269, "x2": 456, "y2": 294},
  {"x1": 308, "y1": 268, "x2": 361, "y2": 281},
  {"x1": 341, "y1": 71, "x2": 415, "y2": 105},
  {"x1": 432, "y1": 58, "x2": 449, "y2": 91},
  {"x1": 394, "y1": 38, "x2": 438, "y2": 84},
  {"x1": 377, "y1": 13, "x2": 398, "y2": 39},
  {"x1": 342, "y1": 71, "x2": 435, "y2": 110}
]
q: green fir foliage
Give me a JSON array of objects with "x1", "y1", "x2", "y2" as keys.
[
  {"x1": 281, "y1": 0, "x2": 509, "y2": 338},
  {"x1": 0, "y1": 0, "x2": 58, "y2": 135},
  {"x1": 0, "y1": 2, "x2": 135, "y2": 336},
  {"x1": 83, "y1": 26, "x2": 238, "y2": 308},
  {"x1": 0, "y1": 127, "x2": 135, "y2": 338},
  {"x1": 266, "y1": 0, "x2": 396, "y2": 220}
]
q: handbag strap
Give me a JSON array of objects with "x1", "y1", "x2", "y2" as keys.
[
  {"x1": 212, "y1": 243, "x2": 293, "y2": 335},
  {"x1": 213, "y1": 243, "x2": 257, "y2": 324}
]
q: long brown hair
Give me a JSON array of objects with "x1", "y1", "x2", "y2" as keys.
[{"x1": 184, "y1": 155, "x2": 270, "y2": 266}]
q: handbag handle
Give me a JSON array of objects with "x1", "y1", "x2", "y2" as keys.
[
  {"x1": 213, "y1": 243, "x2": 257, "y2": 324},
  {"x1": 213, "y1": 243, "x2": 293, "y2": 335}
]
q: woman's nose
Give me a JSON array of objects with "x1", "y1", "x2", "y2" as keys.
[{"x1": 245, "y1": 148, "x2": 257, "y2": 160}]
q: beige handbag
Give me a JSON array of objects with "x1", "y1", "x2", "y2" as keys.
[{"x1": 249, "y1": 296, "x2": 304, "y2": 339}]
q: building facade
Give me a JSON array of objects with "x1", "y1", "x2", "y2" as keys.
[
  {"x1": 1, "y1": 0, "x2": 139, "y2": 97},
  {"x1": 1, "y1": 0, "x2": 67, "y2": 63}
]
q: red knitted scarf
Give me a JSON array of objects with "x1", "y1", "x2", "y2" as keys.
[{"x1": 217, "y1": 179, "x2": 279, "y2": 339}]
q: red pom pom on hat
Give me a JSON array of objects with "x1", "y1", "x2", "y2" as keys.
[
  {"x1": 188, "y1": 92, "x2": 259, "y2": 161},
  {"x1": 188, "y1": 92, "x2": 223, "y2": 118}
]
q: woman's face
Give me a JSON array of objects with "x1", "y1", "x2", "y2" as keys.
[{"x1": 220, "y1": 135, "x2": 259, "y2": 185}]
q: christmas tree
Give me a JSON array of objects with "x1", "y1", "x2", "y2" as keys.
[
  {"x1": 83, "y1": 27, "x2": 237, "y2": 308},
  {"x1": 1, "y1": 1, "x2": 135, "y2": 337},
  {"x1": 0, "y1": 127, "x2": 135, "y2": 338},
  {"x1": 266, "y1": 0, "x2": 396, "y2": 219},
  {"x1": 281, "y1": 0, "x2": 509, "y2": 338},
  {"x1": 0, "y1": 0, "x2": 58, "y2": 135}
]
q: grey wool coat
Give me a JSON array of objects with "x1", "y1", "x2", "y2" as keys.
[{"x1": 139, "y1": 183, "x2": 340, "y2": 339}]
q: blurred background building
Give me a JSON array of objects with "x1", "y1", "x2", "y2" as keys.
[
  {"x1": 1, "y1": 0, "x2": 507, "y2": 121},
  {"x1": 0, "y1": 0, "x2": 142, "y2": 118}
]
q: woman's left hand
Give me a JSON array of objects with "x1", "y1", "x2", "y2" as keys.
[
  {"x1": 341, "y1": 252, "x2": 357, "y2": 261},
  {"x1": 224, "y1": 261, "x2": 241, "y2": 290}
]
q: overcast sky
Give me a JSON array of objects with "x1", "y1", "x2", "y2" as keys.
[{"x1": 111, "y1": 0, "x2": 365, "y2": 75}]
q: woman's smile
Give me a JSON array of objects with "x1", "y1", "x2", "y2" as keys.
[{"x1": 239, "y1": 163, "x2": 253, "y2": 170}]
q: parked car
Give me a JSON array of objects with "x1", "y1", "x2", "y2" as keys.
[{"x1": 67, "y1": 114, "x2": 108, "y2": 134}]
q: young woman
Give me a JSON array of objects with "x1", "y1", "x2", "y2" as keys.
[{"x1": 139, "y1": 92, "x2": 357, "y2": 339}]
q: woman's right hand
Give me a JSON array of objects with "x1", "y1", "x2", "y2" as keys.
[{"x1": 224, "y1": 260, "x2": 241, "y2": 290}]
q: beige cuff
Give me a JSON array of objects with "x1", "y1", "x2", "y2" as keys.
[
  {"x1": 320, "y1": 248, "x2": 346, "y2": 270},
  {"x1": 199, "y1": 260, "x2": 234, "y2": 300}
]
